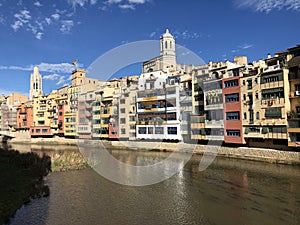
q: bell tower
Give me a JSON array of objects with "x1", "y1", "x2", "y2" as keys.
[
  {"x1": 160, "y1": 28, "x2": 176, "y2": 72},
  {"x1": 29, "y1": 66, "x2": 43, "y2": 100}
]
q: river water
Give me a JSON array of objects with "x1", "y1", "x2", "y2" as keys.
[{"x1": 5, "y1": 144, "x2": 300, "y2": 225}]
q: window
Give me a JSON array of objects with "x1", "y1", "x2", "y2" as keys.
[
  {"x1": 245, "y1": 127, "x2": 260, "y2": 134},
  {"x1": 244, "y1": 112, "x2": 247, "y2": 120},
  {"x1": 42, "y1": 129, "x2": 48, "y2": 133},
  {"x1": 265, "y1": 107, "x2": 282, "y2": 119},
  {"x1": 36, "y1": 129, "x2": 41, "y2": 133},
  {"x1": 232, "y1": 69, "x2": 239, "y2": 76},
  {"x1": 59, "y1": 112, "x2": 63, "y2": 116},
  {"x1": 226, "y1": 130, "x2": 240, "y2": 137},
  {"x1": 80, "y1": 118, "x2": 86, "y2": 123},
  {"x1": 261, "y1": 72, "x2": 283, "y2": 84},
  {"x1": 121, "y1": 128, "x2": 126, "y2": 135},
  {"x1": 243, "y1": 80, "x2": 246, "y2": 86},
  {"x1": 256, "y1": 112, "x2": 260, "y2": 120},
  {"x1": 224, "y1": 79, "x2": 238, "y2": 88},
  {"x1": 155, "y1": 127, "x2": 164, "y2": 134},
  {"x1": 120, "y1": 99, "x2": 126, "y2": 104},
  {"x1": 262, "y1": 88, "x2": 284, "y2": 99},
  {"x1": 120, "y1": 118, "x2": 126, "y2": 124},
  {"x1": 138, "y1": 127, "x2": 146, "y2": 134},
  {"x1": 148, "y1": 127, "x2": 153, "y2": 134},
  {"x1": 226, "y1": 112, "x2": 240, "y2": 120},
  {"x1": 255, "y1": 92, "x2": 259, "y2": 100},
  {"x1": 167, "y1": 127, "x2": 177, "y2": 135},
  {"x1": 225, "y1": 93, "x2": 239, "y2": 102},
  {"x1": 255, "y1": 78, "x2": 258, "y2": 84},
  {"x1": 120, "y1": 108, "x2": 126, "y2": 114},
  {"x1": 247, "y1": 79, "x2": 252, "y2": 90},
  {"x1": 249, "y1": 110, "x2": 254, "y2": 124},
  {"x1": 38, "y1": 121, "x2": 45, "y2": 125},
  {"x1": 79, "y1": 109, "x2": 85, "y2": 114}
]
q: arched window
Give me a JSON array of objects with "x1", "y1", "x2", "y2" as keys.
[
  {"x1": 165, "y1": 41, "x2": 168, "y2": 49},
  {"x1": 170, "y1": 41, "x2": 172, "y2": 49}
]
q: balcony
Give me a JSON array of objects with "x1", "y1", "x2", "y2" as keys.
[
  {"x1": 261, "y1": 98, "x2": 285, "y2": 108},
  {"x1": 262, "y1": 65, "x2": 281, "y2": 73}
]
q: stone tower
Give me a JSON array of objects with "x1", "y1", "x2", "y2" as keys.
[
  {"x1": 160, "y1": 28, "x2": 176, "y2": 71},
  {"x1": 29, "y1": 66, "x2": 43, "y2": 100}
]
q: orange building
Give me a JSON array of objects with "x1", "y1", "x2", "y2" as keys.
[
  {"x1": 16, "y1": 102, "x2": 34, "y2": 130},
  {"x1": 223, "y1": 67, "x2": 245, "y2": 144}
]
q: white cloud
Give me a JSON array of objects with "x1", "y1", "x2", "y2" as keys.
[
  {"x1": 56, "y1": 76, "x2": 67, "y2": 85},
  {"x1": 106, "y1": 0, "x2": 123, "y2": 4},
  {"x1": 35, "y1": 32, "x2": 43, "y2": 40},
  {"x1": 239, "y1": 43, "x2": 253, "y2": 49},
  {"x1": 14, "y1": 9, "x2": 31, "y2": 23},
  {"x1": 90, "y1": 0, "x2": 98, "y2": 4},
  {"x1": 128, "y1": 0, "x2": 147, "y2": 4},
  {"x1": 51, "y1": 13, "x2": 60, "y2": 20},
  {"x1": 60, "y1": 20, "x2": 74, "y2": 33},
  {"x1": 173, "y1": 30, "x2": 202, "y2": 40},
  {"x1": 0, "y1": 62, "x2": 77, "y2": 74},
  {"x1": 119, "y1": 4, "x2": 135, "y2": 9},
  {"x1": 11, "y1": 20, "x2": 23, "y2": 31},
  {"x1": 34, "y1": 1, "x2": 42, "y2": 7},
  {"x1": 0, "y1": 88, "x2": 27, "y2": 96},
  {"x1": 149, "y1": 31, "x2": 156, "y2": 38},
  {"x1": 43, "y1": 73, "x2": 60, "y2": 80},
  {"x1": 66, "y1": 0, "x2": 89, "y2": 9},
  {"x1": 45, "y1": 17, "x2": 51, "y2": 25},
  {"x1": 11, "y1": 9, "x2": 31, "y2": 31},
  {"x1": 105, "y1": 0, "x2": 150, "y2": 9},
  {"x1": 235, "y1": 0, "x2": 300, "y2": 12},
  {"x1": 37, "y1": 62, "x2": 77, "y2": 73}
]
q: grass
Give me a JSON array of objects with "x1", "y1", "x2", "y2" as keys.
[{"x1": 0, "y1": 149, "x2": 51, "y2": 224}]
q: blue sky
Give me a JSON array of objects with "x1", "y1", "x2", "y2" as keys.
[{"x1": 0, "y1": 0, "x2": 299, "y2": 96}]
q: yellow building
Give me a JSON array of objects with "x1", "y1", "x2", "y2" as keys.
[
  {"x1": 92, "y1": 82, "x2": 116, "y2": 139},
  {"x1": 31, "y1": 91, "x2": 58, "y2": 136}
]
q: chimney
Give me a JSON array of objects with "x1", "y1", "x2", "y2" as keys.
[{"x1": 267, "y1": 53, "x2": 271, "y2": 59}]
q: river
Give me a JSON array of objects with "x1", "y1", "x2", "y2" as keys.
[{"x1": 5, "y1": 144, "x2": 300, "y2": 225}]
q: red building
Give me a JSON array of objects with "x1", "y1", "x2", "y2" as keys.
[
  {"x1": 57, "y1": 100, "x2": 67, "y2": 137},
  {"x1": 16, "y1": 102, "x2": 34, "y2": 131},
  {"x1": 223, "y1": 68, "x2": 245, "y2": 144},
  {"x1": 109, "y1": 119, "x2": 119, "y2": 139},
  {"x1": 30, "y1": 126, "x2": 53, "y2": 137}
]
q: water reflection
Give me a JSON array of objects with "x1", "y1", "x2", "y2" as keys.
[{"x1": 4, "y1": 144, "x2": 300, "y2": 225}]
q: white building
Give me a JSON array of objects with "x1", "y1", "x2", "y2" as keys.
[{"x1": 136, "y1": 70, "x2": 182, "y2": 141}]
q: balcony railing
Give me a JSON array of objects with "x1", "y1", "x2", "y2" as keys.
[{"x1": 262, "y1": 65, "x2": 281, "y2": 73}]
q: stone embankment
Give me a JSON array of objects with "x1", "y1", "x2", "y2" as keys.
[
  {"x1": 109, "y1": 141, "x2": 300, "y2": 165},
  {"x1": 4, "y1": 133, "x2": 300, "y2": 165}
]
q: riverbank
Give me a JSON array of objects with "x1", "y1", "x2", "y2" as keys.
[
  {"x1": 6, "y1": 137, "x2": 300, "y2": 165},
  {"x1": 0, "y1": 149, "x2": 50, "y2": 224}
]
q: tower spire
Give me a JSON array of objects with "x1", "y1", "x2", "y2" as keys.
[{"x1": 29, "y1": 66, "x2": 43, "y2": 100}]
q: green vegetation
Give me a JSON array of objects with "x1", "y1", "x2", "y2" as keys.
[{"x1": 0, "y1": 149, "x2": 51, "y2": 224}]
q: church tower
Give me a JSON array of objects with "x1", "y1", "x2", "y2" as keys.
[
  {"x1": 160, "y1": 28, "x2": 176, "y2": 72},
  {"x1": 29, "y1": 66, "x2": 43, "y2": 100}
]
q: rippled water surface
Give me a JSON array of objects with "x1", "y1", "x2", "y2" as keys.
[{"x1": 7, "y1": 148, "x2": 300, "y2": 225}]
